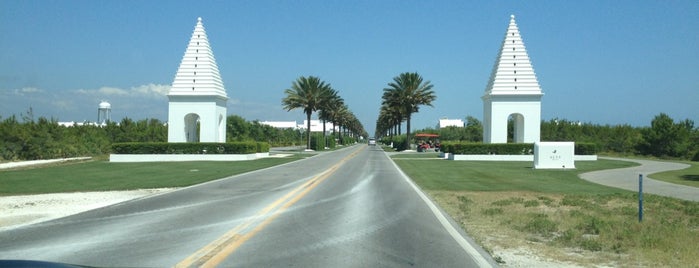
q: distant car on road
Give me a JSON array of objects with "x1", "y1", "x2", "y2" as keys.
[{"x1": 368, "y1": 138, "x2": 376, "y2": 146}]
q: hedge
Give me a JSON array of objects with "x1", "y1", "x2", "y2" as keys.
[
  {"x1": 574, "y1": 143, "x2": 598, "y2": 155},
  {"x1": 112, "y1": 142, "x2": 270, "y2": 154},
  {"x1": 442, "y1": 142, "x2": 597, "y2": 155},
  {"x1": 310, "y1": 134, "x2": 337, "y2": 150},
  {"x1": 442, "y1": 142, "x2": 534, "y2": 155}
]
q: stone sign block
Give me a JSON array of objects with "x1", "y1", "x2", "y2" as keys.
[{"x1": 534, "y1": 142, "x2": 575, "y2": 169}]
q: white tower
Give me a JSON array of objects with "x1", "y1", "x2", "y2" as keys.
[
  {"x1": 168, "y1": 17, "x2": 228, "y2": 143},
  {"x1": 97, "y1": 101, "x2": 111, "y2": 125},
  {"x1": 482, "y1": 15, "x2": 544, "y2": 143}
]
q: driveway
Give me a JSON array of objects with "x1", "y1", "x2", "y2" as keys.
[{"x1": 580, "y1": 157, "x2": 698, "y2": 202}]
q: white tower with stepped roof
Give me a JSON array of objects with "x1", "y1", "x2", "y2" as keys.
[
  {"x1": 168, "y1": 17, "x2": 228, "y2": 143},
  {"x1": 482, "y1": 15, "x2": 544, "y2": 143}
]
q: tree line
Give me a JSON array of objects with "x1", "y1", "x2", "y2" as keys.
[
  {"x1": 282, "y1": 75, "x2": 367, "y2": 150},
  {"x1": 0, "y1": 114, "x2": 332, "y2": 161},
  {"x1": 1, "y1": 75, "x2": 371, "y2": 161},
  {"x1": 368, "y1": 72, "x2": 697, "y2": 160},
  {"x1": 403, "y1": 113, "x2": 699, "y2": 161}
]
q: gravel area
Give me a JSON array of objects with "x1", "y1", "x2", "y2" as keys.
[{"x1": 0, "y1": 188, "x2": 174, "y2": 231}]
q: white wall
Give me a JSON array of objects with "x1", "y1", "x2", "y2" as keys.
[
  {"x1": 482, "y1": 94, "x2": 541, "y2": 143},
  {"x1": 168, "y1": 95, "x2": 227, "y2": 142}
]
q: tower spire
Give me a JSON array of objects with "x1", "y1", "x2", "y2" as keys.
[
  {"x1": 483, "y1": 14, "x2": 542, "y2": 96},
  {"x1": 168, "y1": 17, "x2": 227, "y2": 99}
]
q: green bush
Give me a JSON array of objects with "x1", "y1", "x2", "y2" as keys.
[
  {"x1": 522, "y1": 213, "x2": 558, "y2": 236},
  {"x1": 441, "y1": 142, "x2": 598, "y2": 155},
  {"x1": 338, "y1": 135, "x2": 357, "y2": 145},
  {"x1": 575, "y1": 143, "x2": 598, "y2": 155},
  {"x1": 327, "y1": 135, "x2": 337, "y2": 148},
  {"x1": 442, "y1": 142, "x2": 533, "y2": 155},
  {"x1": 112, "y1": 142, "x2": 269, "y2": 154},
  {"x1": 309, "y1": 134, "x2": 338, "y2": 150},
  {"x1": 392, "y1": 135, "x2": 408, "y2": 151}
]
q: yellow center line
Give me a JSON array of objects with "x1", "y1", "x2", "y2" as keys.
[{"x1": 175, "y1": 146, "x2": 364, "y2": 268}]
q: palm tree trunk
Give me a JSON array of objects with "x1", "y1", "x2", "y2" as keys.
[
  {"x1": 406, "y1": 113, "x2": 411, "y2": 150},
  {"x1": 306, "y1": 112, "x2": 312, "y2": 150},
  {"x1": 336, "y1": 123, "x2": 341, "y2": 143},
  {"x1": 322, "y1": 119, "x2": 327, "y2": 149}
]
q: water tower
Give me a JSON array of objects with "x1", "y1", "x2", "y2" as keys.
[{"x1": 97, "y1": 101, "x2": 111, "y2": 125}]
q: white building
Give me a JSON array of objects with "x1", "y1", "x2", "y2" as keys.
[
  {"x1": 482, "y1": 15, "x2": 543, "y2": 143},
  {"x1": 167, "y1": 17, "x2": 228, "y2": 143},
  {"x1": 58, "y1": 121, "x2": 101, "y2": 127},
  {"x1": 260, "y1": 120, "x2": 336, "y2": 133},
  {"x1": 438, "y1": 118, "x2": 464, "y2": 128},
  {"x1": 301, "y1": 120, "x2": 336, "y2": 133},
  {"x1": 259, "y1": 121, "x2": 298, "y2": 129}
]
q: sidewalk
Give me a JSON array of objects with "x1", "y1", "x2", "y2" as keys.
[
  {"x1": 0, "y1": 157, "x2": 92, "y2": 170},
  {"x1": 580, "y1": 157, "x2": 698, "y2": 202}
]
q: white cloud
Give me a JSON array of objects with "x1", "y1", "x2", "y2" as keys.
[
  {"x1": 74, "y1": 83, "x2": 170, "y2": 99},
  {"x1": 0, "y1": 87, "x2": 43, "y2": 96},
  {"x1": 18, "y1": 87, "x2": 42, "y2": 94},
  {"x1": 98, "y1": 87, "x2": 129, "y2": 96},
  {"x1": 74, "y1": 86, "x2": 126, "y2": 96},
  {"x1": 131, "y1": 83, "x2": 170, "y2": 97},
  {"x1": 51, "y1": 99, "x2": 76, "y2": 111}
]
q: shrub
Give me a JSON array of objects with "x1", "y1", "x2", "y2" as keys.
[
  {"x1": 482, "y1": 208, "x2": 504, "y2": 216},
  {"x1": 442, "y1": 142, "x2": 533, "y2": 155},
  {"x1": 112, "y1": 142, "x2": 269, "y2": 154},
  {"x1": 441, "y1": 142, "x2": 598, "y2": 155},
  {"x1": 523, "y1": 200, "x2": 540, "y2": 207},
  {"x1": 561, "y1": 195, "x2": 593, "y2": 208},
  {"x1": 491, "y1": 197, "x2": 524, "y2": 206},
  {"x1": 575, "y1": 143, "x2": 598, "y2": 155},
  {"x1": 310, "y1": 134, "x2": 324, "y2": 151},
  {"x1": 522, "y1": 213, "x2": 558, "y2": 236},
  {"x1": 392, "y1": 135, "x2": 408, "y2": 151}
]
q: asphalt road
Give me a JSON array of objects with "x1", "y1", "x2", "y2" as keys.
[{"x1": 0, "y1": 145, "x2": 496, "y2": 267}]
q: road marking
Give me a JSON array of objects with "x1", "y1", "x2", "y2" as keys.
[
  {"x1": 176, "y1": 146, "x2": 364, "y2": 268},
  {"x1": 388, "y1": 156, "x2": 495, "y2": 268}
]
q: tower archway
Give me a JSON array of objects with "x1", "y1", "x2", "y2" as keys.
[
  {"x1": 184, "y1": 113, "x2": 200, "y2": 142},
  {"x1": 508, "y1": 113, "x2": 525, "y2": 143}
]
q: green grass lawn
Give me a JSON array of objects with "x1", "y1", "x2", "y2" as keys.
[
  {"x1": 0, "y1": 157, "x2": 303, "y2": 195},
  {"x1": 650, "y1": 161, "x2": 699, "y2": 188},
  {"x1": 394, "y1": 159, "x2": 638, "y2": 194}
]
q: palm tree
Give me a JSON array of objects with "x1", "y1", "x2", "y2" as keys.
[
  {"x1": 334, "y1": 104, "x2": 350, "y2": 142},
  {"x1": 282, "y1": 76, "x2": 332, "y2": 150},
  {"x1": 318, "y1": 87, "x2": 343, "y2": 148},
  {"x1": 383, "y1": 72, "x2": 436, "y2": 150}
]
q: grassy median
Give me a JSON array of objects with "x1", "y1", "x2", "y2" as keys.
[
  {"x1": 651, "y1": 161, "x2": 699, "y2": 188},
  {"x1": 394, "y1": 158, "x2": 699, "y2": 267},
  {"x1": 0, "y1": 157, "x2": 304, "y2": 195}
]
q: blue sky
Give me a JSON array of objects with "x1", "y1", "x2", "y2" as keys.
[{"x1": 1, "y1": 1, "x2": 697, "y2": 135}]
